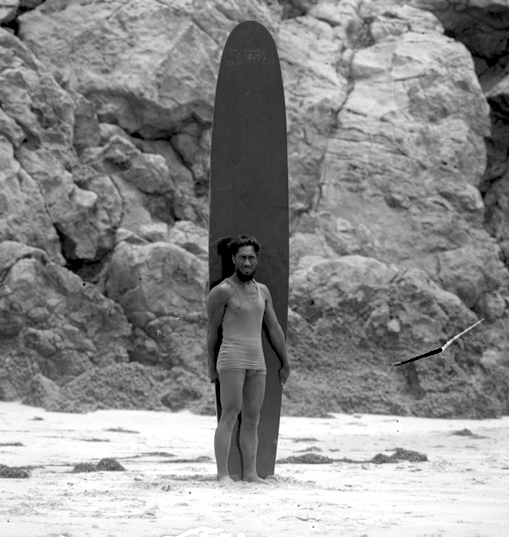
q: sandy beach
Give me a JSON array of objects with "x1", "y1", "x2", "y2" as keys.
[{"x1": 0, "y1": 401, "x2": 508, "y2": 537}]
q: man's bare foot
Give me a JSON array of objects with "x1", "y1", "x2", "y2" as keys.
[
  {"x1": 243, "y1": 474, "x2": 269, "y2": 484},
  {"x1": 217, "y1": 474, "x2": 235, "y2": 485}
]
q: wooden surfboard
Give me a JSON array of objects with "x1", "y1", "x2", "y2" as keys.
[{"x1": 209, "y1": 20, "x2": 289, "y2": 479}]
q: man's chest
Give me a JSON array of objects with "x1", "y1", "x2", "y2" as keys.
[{"x1": 225, "y1": 287, "x2": 265, "y2": 319}]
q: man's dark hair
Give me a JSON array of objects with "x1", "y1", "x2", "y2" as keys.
[{"x1": 227, "y1": 235, "x2": 261, "y2": 257}]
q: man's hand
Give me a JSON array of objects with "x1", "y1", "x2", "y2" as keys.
[
  {"x1": 278, "y1": 364, "x2": 290, "y2": 387},
  {"x1": 209, "y1": 366, "x2": 219, "y2": 383}
]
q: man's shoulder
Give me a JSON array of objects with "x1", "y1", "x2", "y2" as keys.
[
  {"x1": 208, "y1": 279, "x2": 234, "y2": 299},
  {"x1": 256, "y1": 281, "x2": 270, "y2": 297}
]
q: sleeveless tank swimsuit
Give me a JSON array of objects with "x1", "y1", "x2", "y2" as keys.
[{"x1": 216, "y1": 277, "x2": 267, "y2": 373}]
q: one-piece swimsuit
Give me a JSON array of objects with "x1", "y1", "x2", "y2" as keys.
[{"x1": 216, "y1": 277, "x2": 266, "y2": 373}]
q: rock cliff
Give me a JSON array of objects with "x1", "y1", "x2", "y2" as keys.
[{"x1": 1, "y1": 0, "x2": 508, "y2": 418}]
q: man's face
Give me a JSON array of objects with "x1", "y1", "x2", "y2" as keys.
[{"x1": 232, "y1": 245, "x2": 258, "y2": 282}]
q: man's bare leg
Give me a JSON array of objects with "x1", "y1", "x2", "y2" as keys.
[
  {"x1": 214, "y1": 371, "x2": 244, "y2": 483},
  {"x1": 239, "y1": 373, "x2": 266, "y2": 483}
]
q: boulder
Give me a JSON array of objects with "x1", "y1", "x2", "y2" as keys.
[
  {"x1": 0, "y1": 28, "x2": 128, "y2": 267},
  {"x1": 17, "y1": 146, "x2": 103, "y2": 260},
  {"x1": 315, "y1": 21, "x2": 506, "y2": 312},
  {"x1": 167, "y1": 220, "x2": 209, "y2": 260},
  {"x1": 17, "y1": 0, "x2": 276, "y2": 138},
  {"x1": 482, "y1": 77, "x2": 509, "y2": 271},
  {"x1": 408, "y1": 0, "x2": 509, "y2": 300},
  {"x1": 287, "y1": 253, "x2": 506, "y2": 418},
  {"x1": 23, "y1": 373, "x2": 61, "y2": 409},
  {"x1": 0, "y1": 136, "x2": 64, "y2": 264},
  {"x1": 278, "y1": 14, "x2": 349, "y2": 214},
  {"x1": 132, "y1": 136, "x2": 205, "y2": 223},
  {"x1": 0, "y1": 0, "x2": 18, "y2": 24},
  {"x1": 290, "y1": 211, "x2": 377, "y2": 271},
  {"x1": 20, "y1": 0, "x2": 44, "y2": 9},
  {"x1": 82, "y1": 134, "x2": 188, "y2": 234},
  {"x1": 483, "y1": 169, "x2": 509, "y2": 266},
  {"x1": 105, "y1": 241, "x2": 207, "y2": 328},
  {"x1": 83, "y1": 135, "x2": 175, "y2": 196},
  {"x1": 72, "y1": 93, "x2": 101, "y2": 153},
  {"x1": 0, "y1": 241, "x2": 131, "y2": 400},
  {"x1": 105, "y1": 240, "x2": 209, "y2": 371},
  {"x1": 290, "y1": 254, "x2": 468, "y2": 341},
  {"x1": 0, "y1": 29, "x2": 75, "y2": 149},
  {"x1": 279, "y1": 3, "x2": 507, "y2": 333},
  {"x1": 407, "y1": 0, "x2": 509, "y2": 90}
]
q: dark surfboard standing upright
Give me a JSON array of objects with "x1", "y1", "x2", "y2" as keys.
[{"x1": 209, "y1": 20, "x2": 289, "y2": 479}]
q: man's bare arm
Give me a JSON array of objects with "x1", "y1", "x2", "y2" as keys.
[
  {"x1": 206, "y1": 284, "x2": 229, "y2": 382},
  {"x1": 261, "y1": 285, "x2": 290, "y2": 386}
]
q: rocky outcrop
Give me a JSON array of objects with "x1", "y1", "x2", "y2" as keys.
[
  {"x1": 406, "y1": 0, "x2": 509, "y2": 379},
  {"x1": 0, "y1": 0, "x2": 508, "y2": 417},
  {"x1": 285, "y1": 254, "x2": 501, "y2": 418},
  {"x1": 281, "y1": 1, "x2": 509, "y2": 416},
  {"x1": 406, "y1": 1, "x2": 509, "y2": 259},
  {"x1": 434, "y1": 1, "x2": 509, "y2": 289},
  {"x1": 104, "y1": 239, "x2": 208, "y2": 370},
  {"x1": 0, "y1": 240, "x2": 131, "y2": 402},
  {"x1": 285, "y1": 3, "x2": 505, "y2": 303}
]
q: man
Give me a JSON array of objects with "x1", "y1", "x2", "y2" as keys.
[{"x1": 207, "y1": 235, "x2": 290, "y2": 484}]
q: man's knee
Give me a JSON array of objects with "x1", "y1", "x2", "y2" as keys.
[
  {"x1": 220, "y1": 406, "x2": 241, "y2": 425},
  {"x1": 240, "y1": 412, "x2": 260, "y2": 428}
]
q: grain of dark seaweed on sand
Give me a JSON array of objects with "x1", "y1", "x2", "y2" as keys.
[
  {"x1": 342, "y1": 448, "x2": 428, "y2": 464},
  {"x1": 296, "y1": 446, "x2": 322, "y2": 453},
  {"x1": 72, "y1": 458, "x2": 126, "y2": 473},
  {"x1": 121, "y1": 451, "x2": 175, "y2": 460},
  {"x1": 96, "y1": 458, "x2": 125, "y2": 471},
  {"x1": 162, "y1": 455, "x2": 212, "y2": 464},
  {"x1": 141, "y1": 451, "x2": 174, "y2": 457},
  {"x1": 278, "y1": 453, "x2": 336, "y2": 464},
  {"x1": 452, "y1": 428, "x2": 475, "y2": 436},
  {"x1": 278, "y1": 448, "x2": 428, "y2": 465},
  {"x1": 72, "y1": 462, "x2": 97, "y2": 473},
  {"x1": 451, "y1": 428, "x2": 486, "y2": 439},
  {"x1": 0, "y1": 464, "x2": 30, "y2": 478},
  {"x1": 388, "y1": 447, "x2": 428, "y2": 462},
  {"x1": 104, "y1": 427, "x2": 139, "y2": 434}
]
